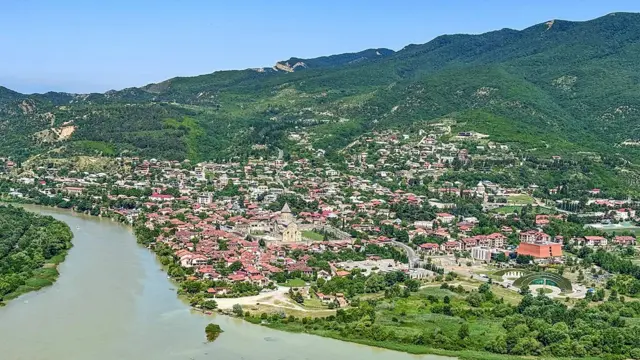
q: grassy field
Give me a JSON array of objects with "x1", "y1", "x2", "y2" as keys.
[
  {"x1": 246, "y1": 303, "x2": 335, "y2": 318},
  {"x1": 302, "y1": 231, "x2": 325, "y2": 241},
  {"x1": 598, "y1": 227, "x2": 640, "y2": 235},
  {"x1": 302, "y1": 296, "x2": 328, "y2": 310},
  {"x1": 257, "y1": 284, "x2": 586, "y2": 360},
  {"x1": 536, "y1": 288, "x2": 554, "y2": 294},
  {"x1": 491, "y1": 205, "x2": 554, "y2": 214},
  {"x1": 280, "y1": 278, "x2": 306, "y2": 287},
  {"x1": 457, "y1": 280, "x2": 523, "y2": 305},
  {"x1": 491, "y1": 206, "x2": 521, "y2": 214},
  {"x1": 506, "y1": 194, "x2": 534, "y2": 204}
]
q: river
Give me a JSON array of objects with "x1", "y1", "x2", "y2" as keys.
[{"x1": 0, "y1": 206, "x2": 454, "y2": 360}]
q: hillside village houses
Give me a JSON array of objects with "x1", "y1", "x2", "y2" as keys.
[{"x1": 1, "y1": 124, "x2": 639, "y2": 299}]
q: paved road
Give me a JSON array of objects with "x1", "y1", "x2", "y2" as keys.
[{"x1": 390, "y1": 241, "x2": 418, "y2": 268}]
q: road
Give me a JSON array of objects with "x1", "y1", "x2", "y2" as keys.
[{"x1": 390, "y1": 240, "x2": 418, "y2": 268}]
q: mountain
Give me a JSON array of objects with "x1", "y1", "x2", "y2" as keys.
[
  {"x1": 3, "y1": 12, "x2": 640, "y2": 164},
  {"x1": 274, "y1": 48, "x2": 395, "y2": 72}
]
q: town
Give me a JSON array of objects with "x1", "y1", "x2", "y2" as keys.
[
  {"x1": 2, "y1": 123, "x2": 640, "y2": 358},
  {"x1": 2, "y1": 124, "x2": 638, "y2": 309}
]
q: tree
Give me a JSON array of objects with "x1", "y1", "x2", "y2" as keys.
[
  {"x1": 404, "y1": 279, "x2": 420, "y2": 292},
  {"x1": 458, "y1": 323, "x2": 470, "y2": 340},
  {"x1": 228, "y1": 261, "x2": 243, "y2": 272},
  {"x1": 181, "y1": 280, "x2": 202, "y2": 294},
  {"x1": 232, "y1": 304, "x2": 243, "y2": 317},
  {"x1": 494, "y1": 252, "x2": 508, "y2": 262},
  {"x1": 516, "y1": 255, "x2": 534, "y2": 265},
  {"x1": 205, "y1": 323, "x2": 223, "y2": 342},
  {"x1": 201, "y1": 300, "x2": 218, "y2": 310}
]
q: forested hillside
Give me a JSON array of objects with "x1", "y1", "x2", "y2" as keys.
[
  {"x1": 0, "y1": 206, "x2": 73, "y2": 302},
  {"x1": 2, "y1": 12, "x2": 640, "y2": 163}
]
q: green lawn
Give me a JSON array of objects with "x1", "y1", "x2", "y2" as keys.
[
  {"x1": 303, "y1": 296, "x2": 328, "y2": 309},
  {"x1": 536, "y1": 288, "x2": 554, "y2": 294},
  {"x1": 492, "y1": 205, "x2": 556, "y2": 215},
  {"x1": 302, "y1": 231, "x2": 325, "y2": 241},
  {"x1": 280, "y1": 278, "x2": 306, "y2": 287},
  {"x1": 599, "y1": 227, "x2": 640, "y2": 235},
  {"x1": 491, "y1": 206, "x2": 521, "y2": 214},
  {"x1": 263, "y1": 287, "x2": 518, "y2": 360},
  {"x1": 507, "y1": 194, "x2": 534, "y2": 204}
]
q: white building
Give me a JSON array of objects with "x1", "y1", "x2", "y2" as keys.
[
  {"x1": 197, "y1": 193, "x2": 213, "y2": 205},
  {"x1": 471, "y1": 247, "x2": 494, "y2": 262}
]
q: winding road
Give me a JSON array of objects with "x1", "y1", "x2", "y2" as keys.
[{"x1": 390, "y1": 240, "x2": 419, "y2": 268}]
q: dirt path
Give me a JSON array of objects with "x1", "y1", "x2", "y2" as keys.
[{"x1": 213, "y1": 286, "x2": 335, "y2": 313}]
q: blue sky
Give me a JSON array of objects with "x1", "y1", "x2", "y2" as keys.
[{"x1": 2, "y1": 0, "x2": 639, "y2": 94}]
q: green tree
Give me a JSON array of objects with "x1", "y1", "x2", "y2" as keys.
[
  {"x1": 232, "y1": 304, "x2": 243, "y2": 317},
  {"x1": 458, "y1": 323, "x2": 470, "y2": 340}
]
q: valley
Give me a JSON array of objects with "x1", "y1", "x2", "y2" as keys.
[{"x1": 3, "y1": 10, "x2": 640, "y2": 360}]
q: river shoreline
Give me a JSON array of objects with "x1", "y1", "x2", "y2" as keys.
[
  {"x1": 7, "y1": 203, "x2": 550, "y2": 360},
  {"x1": 4, "y1": 203, "x2": 573, "y2": 360},
  {"x1": 0, "y1": 204, "x2": 74, "y2": 305},
  {"x1": 0, "y1": 249, "x2": 69, "y2": 304},
  {"x1": 6, "y1": 203, "x2": 461, "y2": 359}
]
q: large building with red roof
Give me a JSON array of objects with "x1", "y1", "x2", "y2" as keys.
[{"x1": 516, "y1": 242, "x2": 562, "y2": 259}]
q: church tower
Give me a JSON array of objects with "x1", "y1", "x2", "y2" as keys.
[{"x1": 281, "y1": 203, "x2": 294, "y2": 224}]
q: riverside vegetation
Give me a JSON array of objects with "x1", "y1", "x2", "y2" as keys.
[
  {"x1": 236, "y1": 272, "x2": 640, "y2": 360},
  {"x1": 4, "y1": 11, "x2": 640, "y2": 360},
  {"x1": 204, "y1": 323, "x2": 223, "y2": 342},
  {"x1": 0, "y1": 205, "x2": 73, "y2": 304}
]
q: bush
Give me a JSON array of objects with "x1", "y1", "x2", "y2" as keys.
[{"x1": 232, "y1": 303, "x2": 243, "y2": 316}]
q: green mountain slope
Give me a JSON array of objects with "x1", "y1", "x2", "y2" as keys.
[{"x1": 2, "y1": 12, "x2": 640, "y2": 162}]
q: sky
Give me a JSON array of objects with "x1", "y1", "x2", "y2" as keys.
[{"x1": 2, "y1": 0, "x2": 640, "y2": 94}]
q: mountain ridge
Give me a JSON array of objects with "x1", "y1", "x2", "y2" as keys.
[
  {"x1": 1, "y1": 11, "x2": 633, "y2": 97},
  {"x1": 2, "y1": 12, "x2": 640, "y2": 169}
]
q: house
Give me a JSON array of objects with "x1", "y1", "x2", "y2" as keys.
[
  {"x1": 486, "y1": 233, "x2": 506, "y2": 248},
  {"x1": 613, "y1": 236, "x2": 636, "y2": 246},
  {"x1": 419, "y1": 243, "x2": 440, "y2": 255},
  {"x1": 198, "y1": 193, "x2": 213, "y2": 205},
  {"x1": 335, "y1": 293, "x2": 349, "y2": 308},
  {"x1": 440, "y1": 241, "x2": 461, "y2": 253},
  {"x1": 519, "y1": 230, "x2": 550, "y2": 244},
  {"x1": 535, "y1": 215, "x2": 550, "y2": 226},
  {"x1": 315, "y1": 292, "x2": 335, "y2": 305},
  {"x1": 63, "y1": 187, "x2": 84, "y2": 196},
  {"x1": 613, "y1": 208, "x2": 636, "y2": 221},
  {"x1": 150, "y1": 193, "x2": 175, "y2": 202},
  {"x1": 535, "y1": 214, "x2": 565, "y2": 226},
  {"x1": 414, "y1": 220, "x2": 434, "y2": 229},
  {"x1": 582, "y1": 236, "x2": 608, "y2": 247},
  {"x1": 317, "y1": 270, "x2": 332, "y2": 281},
  {"x1": 207, "y1": 287, "x2": 229, "y2": 296},
  {"x1": 436, "y1": 213, "x2": 455, "y2": 224}
]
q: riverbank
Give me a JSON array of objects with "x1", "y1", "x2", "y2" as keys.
[
  {"x1": 0, "y1": 196, "x2": 132, "y2": 226},
  {"x1": 1, "y1": 250, "x2": 69, "y2": 303},
  {"x1": 0, "y1": 205, "x2": 457, "y2": 360},
  {"x1": 226, "y1": 314, "x2": 599, "y2": 360},
  {"x1": 0, "y1": 205, "x2": 74, "y2": 305}
]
